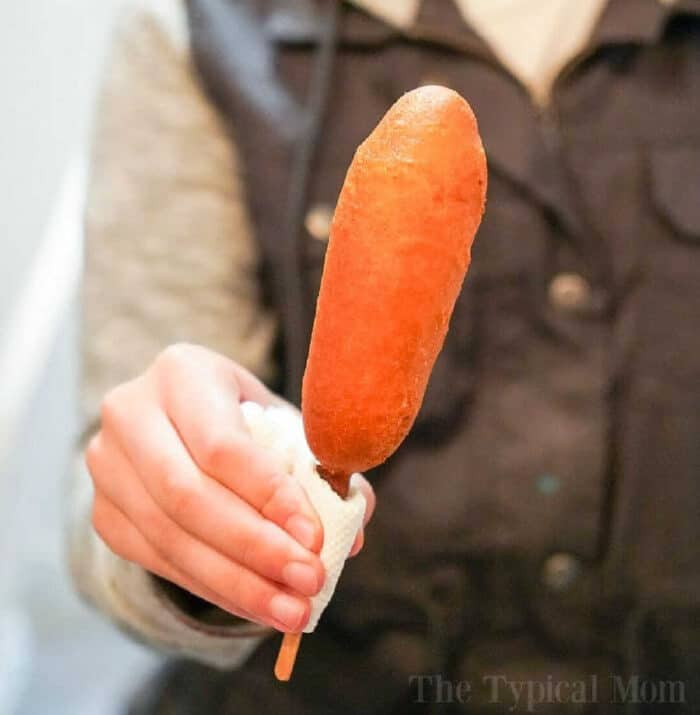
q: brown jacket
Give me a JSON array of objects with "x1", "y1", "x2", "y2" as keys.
[{"x1": 73, "y1": 0, "x2": 700, "y2": 712}]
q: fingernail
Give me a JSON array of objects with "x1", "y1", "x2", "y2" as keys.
[
  {"x1": 282, "y1": 562, "x2": 320, "y2": 596},
  {"x1": 285, "y1": 515, "x2": 318, "y2": 551},
  {"x1": 350, "y1": 530, "x2": 364, "y2": 557},
  {"x1": 269, "y1": 593, "x2": 307, "y2": 631}
]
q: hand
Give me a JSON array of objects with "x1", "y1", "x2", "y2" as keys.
[{"x1": 86, "y1": 343, "x2": 375, "y2": 632}]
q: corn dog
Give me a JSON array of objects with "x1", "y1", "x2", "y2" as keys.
[
  {"x1": 303, "y1": 85, "x2": 487, "y2": 488},
  {"x1": 276, "y1": 85, "x2": 487, "y2": 681}
]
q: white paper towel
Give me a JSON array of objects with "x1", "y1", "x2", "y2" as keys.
[{"x1": 240, "y1": 402, "x2": 366, "y2": 632}]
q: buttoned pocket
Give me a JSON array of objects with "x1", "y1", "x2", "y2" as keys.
[{"x1": 635, "y1": 143, "x2": 700, "y2": 391}]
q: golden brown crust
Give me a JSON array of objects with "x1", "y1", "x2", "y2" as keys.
[{"x1": 302, "y1": 86, "x2": 487, "y2": 475}]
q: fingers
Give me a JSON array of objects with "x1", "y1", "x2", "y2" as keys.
[
  {"x1": 92, "y1": 493, "x2": 264, "y2": 627},
  {"x1": 155, "y1": 343, "x2": 285, "y2": 408},
  {"x1": 349, "y1": 473, "x2": 376, "y2": 557},
  {"x1": 87, "y1": 435, "x2": 311, "y2": 632},
  {"x1": 353, "y1": 473, "x2": 377, "y2": 525},
  {"x1": 90, "y1": 344, "x2": 379, "y2": 633},
  {"x1": 94, "y1": 400, "x2": 325, "y2": 598},
  {"x1": 152, "y1": 348, "x2": 323, "y2": 553}
]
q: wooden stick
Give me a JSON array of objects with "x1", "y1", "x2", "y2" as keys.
[
  {"x1": 275, "y1": 632, "x2": 302, "y2": 681},
  {"x1": 274, "y1": 467, "x2": 351, "y2": 681},
  {"x1": 317, "y1": 465, "x2": 351, "y2": 500}
]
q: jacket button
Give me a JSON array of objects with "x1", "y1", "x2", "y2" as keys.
[
  {"x1": 305, "y1": 203, "x2": 334, "y2": 241},
  {"x1": 548, "y1": 272, "x2": 592, "y2": 312},
  {"x1": 542, "y1": 553, "x2": 581, "y2": 591}
]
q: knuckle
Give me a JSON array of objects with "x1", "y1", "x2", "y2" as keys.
[
  {"x1": 155, "y1": 343, "x2": 194, "y2": 374},
  {"x1": 198, "y1": 430, "x2": 238, "y2": 476},
  {"x1": 313, "y1": 557, "x2": 326, "y2": 586},
  {"x1": 165, "y1": 484, "x2": 195, "y2": 523},
  {"x1": 271, "y1": 486, "x2": 300, "y2": 523},
  {"x1": 131, "y1": 500, "x2": 164, "y2": 540},
  {"x1": 159, "y1": 469, "x2": 199, "y2": 522},
  {"x1": 85, "y1": 440, "x2": 114, "y2": 496},
  {"x1": 237, "y1": 520, "x2": 267, "y2": 570},
  {"x1": 84, "y1": 435, "x2": 101, "y2": 476},
  {"x1": 128, "y1": 499, "x2": 182, "y2": 568},
  {"x1": 207, "y1": 562, "x2": 245, "y2": 609},
  {"x1": 91, "y1": 501, "x2": 108, "y2": 539},
  {"x1": 99, "y1": 387, "x2": 125, "y2": 428},
  {"x1": 297, "y1": 598, "x2": 311, "y2": 629},
  {"x1": 246, "y1": 584, "x2": 275, "y2": 620},
  {"x1": 259, "y1": 472, "x2": 290, "y2": 520},
  {"x1": 148, "y1": 517, "x2": 181, "y2": 563},
  {"x1": 91, "y1": 501, "x2": 124, "y2": 556}
]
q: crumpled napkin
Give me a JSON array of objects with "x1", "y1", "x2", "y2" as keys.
[{"x1": 240, "y1": 402, "x2": 366, "y2": 632}]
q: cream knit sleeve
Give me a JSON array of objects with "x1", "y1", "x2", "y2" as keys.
[{"x1": 67, "y1": 0, "x2": 276, "y2": 669}]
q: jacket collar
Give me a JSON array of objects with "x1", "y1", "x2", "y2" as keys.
[
  {"x1": 348, "y1": 0, "x2": 700, "y2": 45},
  {"x1": 266, "y1": 0, "x2": 700, "y2": 48},
  {"x1": 593, "y1": 0, "x2": 700, "y2": 46}
]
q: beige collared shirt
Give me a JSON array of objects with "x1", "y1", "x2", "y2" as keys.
[{"x1": 350, "y1": 0, "x2": 608, "y2": 104}]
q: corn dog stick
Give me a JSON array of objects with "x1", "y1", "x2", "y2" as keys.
[
  {"x1": 275, "y1": 632, "x2": 302, "y2": 681},
  {"x1": 274, "y1": 469, "x2": 350, "y2": 682}
]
